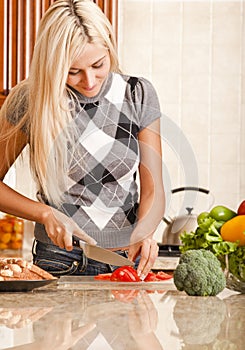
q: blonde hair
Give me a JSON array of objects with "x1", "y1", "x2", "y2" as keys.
[{"x1": 2, "y1": 0, "x2": 119, "y2": 207}]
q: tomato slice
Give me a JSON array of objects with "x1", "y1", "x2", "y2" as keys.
[
  {"x1": 94, "y1": 269, "x2": 172, "y2": 282},
  {"x1": 110, "y1": 266, "x2": 141, "y2": 282},
  {"x1": 94, "y1": 273, "x2": 112, "y2": 280},
  {"x1": 144, "y1": 272, "x2": 157, "y2": 282},
  {"x1": 155, "y1": 271, "x2": 173, "y2": 280},
  {"x1": 144, "y1": 271, "x2": 172, "y2": 281}
]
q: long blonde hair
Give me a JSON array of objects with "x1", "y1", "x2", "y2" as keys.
[{"x1": 3, "y1": 0, "x2": 119, "y2": 206}]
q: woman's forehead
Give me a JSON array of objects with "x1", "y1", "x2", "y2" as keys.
[{"x1": 70, "y1": 43, "x2": 108, "y2": 68}]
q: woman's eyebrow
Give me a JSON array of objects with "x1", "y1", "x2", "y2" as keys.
[
  {"x1": 70, "y1": 55, "x2": 107, "y2": 70},
  {"x1": 92, "y1": 55, "x2": 107, "y2": 65}
]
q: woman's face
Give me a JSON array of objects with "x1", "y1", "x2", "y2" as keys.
[{"x1": 67, "y1": 43, "x2": 111, "y2": 98}]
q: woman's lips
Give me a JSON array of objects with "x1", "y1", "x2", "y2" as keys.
[{"x1": 83, "y1": 85, "x2": 96, "y2": 92}]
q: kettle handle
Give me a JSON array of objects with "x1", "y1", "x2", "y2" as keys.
[
  {"x1": 171, "y1": 187, "x2": 209, "y2": 195},
  {"x1": 162, "y1": 187, "x2": 213, "y2": 226}
]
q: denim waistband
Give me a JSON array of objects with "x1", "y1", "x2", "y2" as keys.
[
  {"x1": 32, "y1": 239, "x2": 133, "y2": 276},
  {"x1": 32, "y1": 239, "x2": 83, "y2": 260},
  {"x1": 32, "y1": 239, "x2": 129, "y2": 261}
]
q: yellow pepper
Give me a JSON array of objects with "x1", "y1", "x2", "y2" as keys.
[{"x1": 220, "y1": 215, "x2": 245, "y2": 246}]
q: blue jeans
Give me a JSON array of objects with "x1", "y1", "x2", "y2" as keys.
[{"x1": 32, "y1": 240, "x2": 137, "y2": 276}]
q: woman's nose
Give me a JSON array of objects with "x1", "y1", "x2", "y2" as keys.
[{"x1": 82, "y1": 70, "x2": 95, "y2": 88}]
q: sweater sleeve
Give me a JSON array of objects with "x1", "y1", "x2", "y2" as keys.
[{"x1": 133, "y1": 77, "x2": 162, "y2": 130}]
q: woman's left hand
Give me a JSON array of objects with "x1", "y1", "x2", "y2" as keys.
[{"x1": 127, "y1": 237, "x2": 159, "y2": 280}]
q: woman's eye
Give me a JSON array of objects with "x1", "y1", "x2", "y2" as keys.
[
  {"x1": 68, "y1": 70, "x2": 80, "y2": 75},
  {"x1": 93, "y1": 62, "x2": 103, "y2": 69},
  {"x1": 68, "y1": 60, "x2": 104, "y2": 75}
]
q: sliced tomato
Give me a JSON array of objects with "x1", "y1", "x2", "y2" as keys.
[
  {"x1": 110, "y1": 266, "x2": 141, "y2": 282},
  {"x1": 94, "y1": 273, "x2": 112, "y2": 280},
  {"x1": 144, "y1": 271, "x2": 172, "y2": 282},
  {"x1": 144, "y1": 272, "x2": 157, "y2": 282},
  {"x1": 155, "y1": 271, "x2": 173, "y2": 280},
  {"x1": 94, "y1": 269, "x2": 172, "y2": 282}
]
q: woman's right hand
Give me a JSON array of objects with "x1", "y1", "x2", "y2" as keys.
[{"x1": 42, "y1": 207, "x2": 97, "y2": 251}]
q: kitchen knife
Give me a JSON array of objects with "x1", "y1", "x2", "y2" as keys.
[{"x1": 72, "y1": 236, "x2": 134, "y2": 267}]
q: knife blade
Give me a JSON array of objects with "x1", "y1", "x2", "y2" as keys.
[{"x1": 72, "y1": 236, "x2": 134, "y2": 267}]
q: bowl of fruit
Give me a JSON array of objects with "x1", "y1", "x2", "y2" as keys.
[
  {"x1": 179, "y1": 200, "x2": 245, "y2": 293},
  {"x1": 224, "y1": 249, "x2": 245, "y2": 293},
  {"x1": 0, "y1": 215, "x2": 24, "y2": 251}
]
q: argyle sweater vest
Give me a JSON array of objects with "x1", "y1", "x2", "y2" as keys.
[{"x1": 7, "y1": 72, "x2": 161, "y2": 248}]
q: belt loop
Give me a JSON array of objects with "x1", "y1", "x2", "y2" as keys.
[
  {"x1": 124, "y1": 250, "x2": 129, "y2": 258},
  {"x1": 32, "y1": 239, "x2": 37, "y2": 255},
  {"x1": 107, "y1": 264, "x2": 113, "y2": 272},
  {"x1": 82, "y1": 251, "x2": 88, "y2": 265}
]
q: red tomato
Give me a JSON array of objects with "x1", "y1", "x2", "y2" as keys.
[
  {"x1": 155, "y1": 271, "x2": 173, "y2": 280},
  {"x1": 144, "y1": 272, "x2": 157, "y2": 282},
  {"x1": 144, "y1": 271, "x2": 172, "y2": 282},
  {"x1": 94, "y1": 273, "x2": 112, "y2": 280},
  {"x1": 110, "y1": 266, "x2": 140, "y2": 282},
  {"x1": 94, "y1": 268, "x2": 172, "y2": 283},
  {"x1": 238, "y1": 200, "x2": 245, "y2": 215}
]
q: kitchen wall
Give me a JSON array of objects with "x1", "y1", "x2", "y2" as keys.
[{"x1": 118, "y1": 0, "x2": 245, "y2": 230}]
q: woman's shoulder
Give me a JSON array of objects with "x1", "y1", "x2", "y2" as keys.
[
  {"x1": 114, "y1": 72, "x2": 154, "y2": 88},
  {"x1": 10, "y1": 79, "x2": 29, "y2": 95},
  {"x1": 110, "y1": 73, "x2": 161, "y2": 129},
  {"x1": 1, "y1": 80, "x2": 29, "y2": 127},
  {"x1": 113, "y1": 73, "x2": 157, "y2": 100},
  {"x1": 5, "y1": 80, "x2": 29, "y2": 108},
  {"x1": 111, "y1": 72, "x2": 158, "y2": 104}
]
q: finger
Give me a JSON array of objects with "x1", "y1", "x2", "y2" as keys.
[
  {"x1": 63, "y1": 232, "x2": 73, "y2": 251},
  {"x1": 55, "y1": 227, "x2": 66, "y2": 249},
  {"x1": 47, "y1": 229, "x2": 59, "y2": 247},
  {"x1": 136, "y1": 240, "x2": 151, "y2": 278},
  {"x1": 141, "y1": 245, "x2": 159, "y2": 278},
  {"x1": 138, "y1": 241, "x2": 159, "y2": 279},
  {"x1": 127, "y1": 245, "x2": 139, "y2": 262}
]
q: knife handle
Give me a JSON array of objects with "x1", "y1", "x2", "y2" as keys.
[{"x1": 72, "y1": 236, "x2": 82, "y2": 247}]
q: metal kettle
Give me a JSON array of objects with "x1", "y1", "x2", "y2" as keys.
[{"x1": 162, "y1": 187, "x2": 211, "y2": 246}]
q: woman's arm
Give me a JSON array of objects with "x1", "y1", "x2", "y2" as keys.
[
  {"x1": 0, "y1": 122, "x2": 96, "y2": 249},
  {"x1": 0, "y1": 121, "x2": 49, "y2": 221},
  {"x1": 128, "y1": 119, "x2": 165, "y2": 279}
]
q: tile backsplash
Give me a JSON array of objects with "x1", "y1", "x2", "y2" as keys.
[{"x1": 118, "y1": 0, "x2": 245, "y2": 217}]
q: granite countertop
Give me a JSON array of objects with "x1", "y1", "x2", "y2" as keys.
[{"x1": 0, "y1": 277, "x2": 244, "y2": 350}]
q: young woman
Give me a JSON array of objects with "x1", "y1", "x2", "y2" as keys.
[{"x1": 0, "y1": 0, "x2": 165, "y2": 280}]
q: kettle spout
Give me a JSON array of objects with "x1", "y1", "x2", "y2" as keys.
[
  {"x1": 162, "y1": 216, "x2": 172, "y2": 225},
  {"x1": 186, "y1": 207, "x2": 194, "y2": 215}
]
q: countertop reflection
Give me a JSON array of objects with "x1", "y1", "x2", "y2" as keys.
[{"x1": 0, "y1": 281, "x2": 244, "y2": 350}]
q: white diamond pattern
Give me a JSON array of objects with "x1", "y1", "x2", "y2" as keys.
[{"x1": 79, "y1": 120, "x2": 115, "y2": 162}]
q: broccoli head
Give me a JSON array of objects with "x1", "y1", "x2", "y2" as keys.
[{"x1": 173, "y1": 249, "x2": 226, "y2": 296}]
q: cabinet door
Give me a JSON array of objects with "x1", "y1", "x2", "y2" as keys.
[{"x1": 0, "y1": 0, "x2": 118, "y2": 107}]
